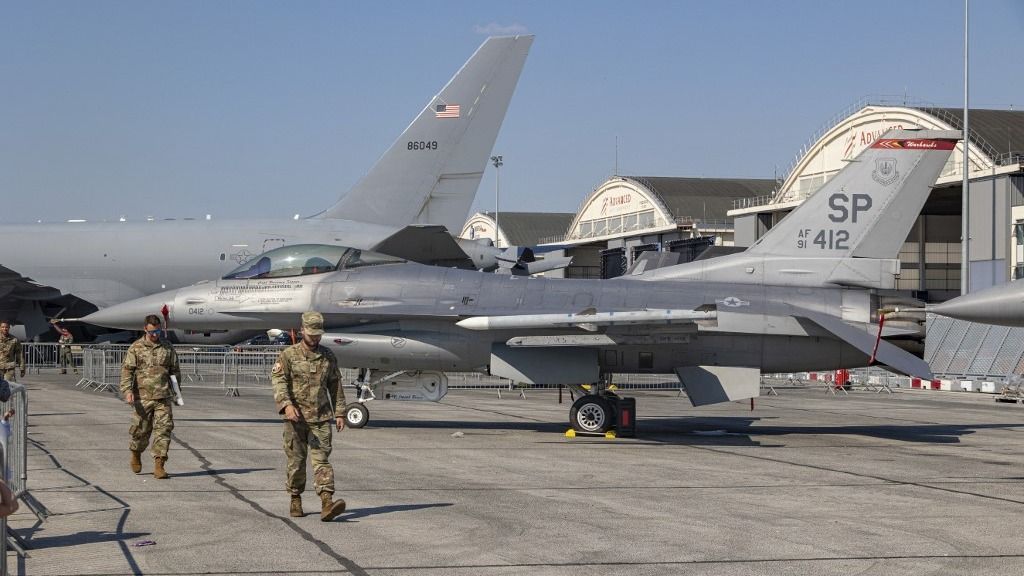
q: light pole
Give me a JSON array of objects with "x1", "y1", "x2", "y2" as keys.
[
  {"x1": 491, "y1": 155, "x2": 503, "y2": 247},
  {"x1": 961, "y1": 0, "x2": 970, "y2": 294}
]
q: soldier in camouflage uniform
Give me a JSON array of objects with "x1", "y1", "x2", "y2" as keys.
[
  {"x1": 58, "y1": 327, "x2": 75, "y2": 374},
  {"x1": 272, "y1": 311, "x2": 347, "y2": 521},
  {"x1": 0, "y1": 322, "x2": 25, "y2": 382},
  {"x1": 120, "y1": 314, "x2": 181, "y2": 479}
]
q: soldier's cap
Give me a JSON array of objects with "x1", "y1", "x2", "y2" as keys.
[{"x1": 301, "y1": 311, "x2": 325, "y2": 336}]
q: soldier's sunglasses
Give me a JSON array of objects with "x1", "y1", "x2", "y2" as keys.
[{"x1": 145, "y1": 329, "x2": 163, "y2": 336}]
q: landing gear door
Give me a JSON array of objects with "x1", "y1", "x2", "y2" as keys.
[{"x1": 490, "y1": 344, "x2": 598, "y2": 385}]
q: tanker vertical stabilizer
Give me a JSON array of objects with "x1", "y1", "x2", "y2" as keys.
[{"x1": 316, "y1": 35, "x2": 533, "y2": 233}]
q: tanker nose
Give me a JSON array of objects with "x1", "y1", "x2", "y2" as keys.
[
  {"x1": 930, "y1": 281, "x2": 1024, "y2": 327},
  {"x1": 81, "y1": 291, "x2": 176, "y2": 330}
]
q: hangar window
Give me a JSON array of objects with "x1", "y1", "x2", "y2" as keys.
[{"x1": 609, "y1": 216, "x2": 622, "y2": 234}]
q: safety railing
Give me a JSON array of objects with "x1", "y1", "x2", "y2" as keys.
[
  {"x1": 0, "y1": 439, "x2": 5, "y2": 576},
  {"x1": 77, "y1": 347, "x2": 128, "y2": 393},
  {"x1": 221, "y1": 350, "x2": 285, "y2": 396},
  {"x1": 0, "y1": 382, "x2": 45, "y2": 567}
]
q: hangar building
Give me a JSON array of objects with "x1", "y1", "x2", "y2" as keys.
[
  {"x1": 730, "y1": 100, "x2": 1024, "y2": 301},
  {"x1": 460, "y1": 177, "x2": 775, "y2": 279}
]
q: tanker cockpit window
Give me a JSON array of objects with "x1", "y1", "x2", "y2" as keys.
[{"x1": 222, "y1": 244, "x2": 352, "y2": 279}]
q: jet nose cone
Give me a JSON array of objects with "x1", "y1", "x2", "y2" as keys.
[
  {"x1": 931, "y1": 281, "x2": 1024, "y2": 327},
  {"x1": 82, "y1": 291, "x2": 176, "y2": 330}
]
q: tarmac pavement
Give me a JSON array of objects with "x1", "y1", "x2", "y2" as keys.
[{"x1": 11, "y1": 375, "x2": 1024, "y2": 575}]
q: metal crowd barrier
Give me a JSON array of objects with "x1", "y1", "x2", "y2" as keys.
[
  {"x1": 77, "y1": 347, "x2": 128, "y2": 393},
  {"x1": 0, "y1": 439, "x2": 5, "y2": 576},
  {"x1": 0, "y1": 382, "x2": 46, "y2": 567},
  {"x1": 23, "y1": 342, "x2": 84, "y2": 375},
  {"x1": 221, "y1": 351, "x2": 284, "y2": 396},
  {"x1": 74, "y1": 344, "x2": 854, "y2": 398}
]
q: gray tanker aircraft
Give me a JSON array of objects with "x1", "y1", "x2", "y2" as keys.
[
  {"x1": 1, "y1": 35, "x2": 533, "y2": 342},
  {"x1": 81, "y1": 129, "x2": 960, "y2": 433}
]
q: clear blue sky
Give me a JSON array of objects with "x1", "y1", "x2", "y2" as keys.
[{"x1": 2, "y1": 0, "x2": 1021, "y2": 223}]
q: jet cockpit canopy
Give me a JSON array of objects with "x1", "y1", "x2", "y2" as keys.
[{"x1": 222, "y1": 244, "x2": 405, "y2": 280}]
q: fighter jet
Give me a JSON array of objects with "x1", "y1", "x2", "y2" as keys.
[
  {"x1": 82, "y1": 129, "x2": 960, "y2": 434},
  {"x1": 0, "y1": 35, "x2": 533, "y2": 341}
]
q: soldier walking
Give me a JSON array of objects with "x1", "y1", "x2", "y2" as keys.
[
  {"x1": 58, "y1": 327, "x2": 75, "y2": 374},
  {"x1": 120, "y1": 314, "x2": 180, "y2": 479},
  {"x1": 272, "y1": 311, "x2": 347, "y2": 521},
  {"x1": 0, "y1": 322, "x2": 25, "y2": 382}
]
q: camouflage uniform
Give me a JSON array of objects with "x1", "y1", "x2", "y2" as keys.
[
  {"x1": 59, "y1": 333, "x2": 74, "y2": 374},
  {"x1": 272, "y1": 340, "x2": 346, "y2": 496},
  {"x1": 0, "y1": 334, "x2": 24, "y2": 382},
  {"x1": 120, "y1": 336, "x2": 181, "y2": 458}
]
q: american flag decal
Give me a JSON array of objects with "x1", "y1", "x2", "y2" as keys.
[{"x1": 435, "y1": 104, "x2": 460, "y2": 118}]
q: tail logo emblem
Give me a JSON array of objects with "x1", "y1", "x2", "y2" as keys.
[{"x1": 872, "y1": 158, "x2": 899, "y2": 186}]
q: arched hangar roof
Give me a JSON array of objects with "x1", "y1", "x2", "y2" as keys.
[{"x1": 764, "y1": 104, "x2": 1024, "y2": 207}]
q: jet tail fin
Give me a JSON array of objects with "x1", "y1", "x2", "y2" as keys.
[
  {"x1": 316, "y1": 35, "x2": 533, "y2": 232},
  {"x1": 746, "y1": 129, "x2": 960, "y2": 259}
]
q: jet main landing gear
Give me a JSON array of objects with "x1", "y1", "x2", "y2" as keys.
[{"x1": 566, "y1": 383, "x2": 636, "y2": 437}]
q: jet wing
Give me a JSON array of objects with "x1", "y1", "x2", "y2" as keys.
[
  {"x1": 459, "y1": 304, "x2": 930, "y2": 379},
  {"x1": 371, "y1": 225, "x2": 476, "y2": 269}
]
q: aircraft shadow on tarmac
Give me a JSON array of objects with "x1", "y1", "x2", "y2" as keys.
[
  {"x1": 336, "y1": 502, "x2": 452, "y2": 522},
  {"x1": 169, "y1": 467, "x2": 274, "y2": 478},
  {"x1": 366, "y1": 417, "x2": 1020, "y2": 447},
  {"x1": 25, "y1": 530, "x2": 151, "y2": 549},
  {"x1": 638, "y1": 416, "x2": 1021, "y2": 445},
  {"x1": 369, "y1": 419, "x2": 567, "y2": 433}
]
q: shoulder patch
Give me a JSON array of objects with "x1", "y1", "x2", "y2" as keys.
[{"x1": 272, "y1": 362, "x2": 283, "y2": 375}]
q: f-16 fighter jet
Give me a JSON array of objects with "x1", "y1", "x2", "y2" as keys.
[{"x1": 81, "y1": 130, "x2": 961, "y2": 434}]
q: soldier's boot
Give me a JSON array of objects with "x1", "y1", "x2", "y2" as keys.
[
  {"x1": 60, "y1": 369, "x2": 67, "y2": 374},
  {"x1": 289, "y1": 495, "x2": 304, "y2": 518},
  {"x1": 153, "y1": 457, "x2": 169, "y2": 480},
  {"x1": 129, "y1": 451, "x2": 142, "y2": 474},
  {"x1": 320, "y1": 492, "x2": 346, "y2": 522}
]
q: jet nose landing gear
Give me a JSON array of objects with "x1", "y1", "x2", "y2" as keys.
[{"x1": 343, "y1": 403, "x2": 369, "y2": 429}]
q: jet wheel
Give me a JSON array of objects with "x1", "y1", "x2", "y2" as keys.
[
  {"x1": 344, "y1": 403, "x2": 369, "y2": 429},
  {"x1": 569, "y1": 396, "x2": 613, "y2": 434}
]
